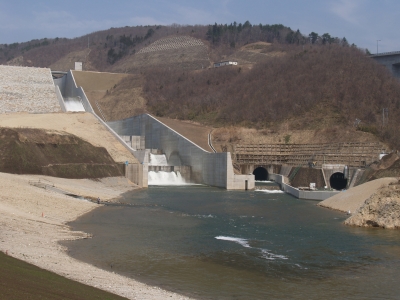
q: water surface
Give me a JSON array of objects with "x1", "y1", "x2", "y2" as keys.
[{"x1": 63, "y1": 185, "x2": 400, "y2": 299}]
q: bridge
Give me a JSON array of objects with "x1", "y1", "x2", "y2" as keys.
[{"x1": 370, "y1": 51, "x2": 400, "y2": 78}]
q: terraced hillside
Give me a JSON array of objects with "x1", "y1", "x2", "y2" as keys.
[
  {"x1": 0, "y1": 127, "x2": 124, "y2": 178},
  {"x1": 111, "y1": 36, "x2": 210, "y2": 73}
]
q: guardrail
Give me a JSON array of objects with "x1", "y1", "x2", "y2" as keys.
[{"x1": 370, "y1": 50, "x2": 400, "y2": 57}]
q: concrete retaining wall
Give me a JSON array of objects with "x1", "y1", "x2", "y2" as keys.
[
  {"x1": 269, "y1": 173, "x2": 339, "y2": 200},
  {"x1": 108, "y1": 114, "x2": 255, "y2": 190},
  {"x1": 54, "y1": 85, "x2": 66, "y2": 112}
]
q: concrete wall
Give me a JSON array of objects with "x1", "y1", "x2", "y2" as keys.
[
  {"x1": 108, "y1": 114, "x2": 255, "y2": 190},
  {"x1": 54, "y1": 85, "x2": 66, "y2": 112},
  {"x1": 125, "y1": 163, "x2": 147, "y2": 188},
  {"x1": 269, "y1": 173, "x2": 339, "y2": 200},
  {"x1": 53, "y1": 71, "x2": 94, "y2": 113},
  {"x1": 54, "y1": 71, "x2": 146, "y2": 188}
]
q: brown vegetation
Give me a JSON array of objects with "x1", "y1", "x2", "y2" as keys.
[
  {"x1": 3, "y1": 22, "x2": 400, "y2": 150},
  {"x1": 143, "y1": 45, "x2": 400, "y2": 149}
]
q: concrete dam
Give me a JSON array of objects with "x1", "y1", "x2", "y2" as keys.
[
  {"x1": 107, "y1": 114, "x2": 255, "y2": 189},
  {"x1": 52, "y1": 70, "x2": 254, "y2": 190},
  {"x1": 0, "y1": 65, "x2": 386, "y2": 196}
]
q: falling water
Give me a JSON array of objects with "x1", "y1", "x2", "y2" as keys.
[
  {"x1": 148, "y1": 171, "x2": 186, "y2": 185},
  {"x1": 64, "y1": 97, "x2": 85, "y2": 112},
  {"x1": 149, "y1": 153, "x2": 168, "y2": 166}
]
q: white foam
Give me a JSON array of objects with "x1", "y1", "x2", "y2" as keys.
[
  {"x1": 64, "y1": 98, "x2": 85, "y2": 112},
  {"x1": 148, "y1": 171, "x2": 187, "y2": 185},
  {"x1": 215, "y1": 236, "x2": 289, "y2": 260},
  {"x1": 260, "y1": 249, "x2": 288, "y2": 260},
  {"x1": 194, "y1": 214, "x2": 216, "y2": 218},
  {"x1": 255, "y1": 189, "x2": 284, "y2": 194},
  {"x1": 149, "y1": 154, "x2": 168, "y2": 166},
  {"x1": 215, "y1": 236, "x2": 251, "y2": 248},
  {"x1": 255, "y1": 180, "x2": 273, "y2": 183}
]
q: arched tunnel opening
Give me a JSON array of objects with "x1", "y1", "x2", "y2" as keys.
[
  {"x1": 253, "y1": 167, "x2": 269, "y2": 181},
  {"x1": 329, "y1": 172, "x2": 348, "y2": 190}
]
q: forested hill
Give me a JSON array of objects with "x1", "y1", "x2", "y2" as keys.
[
  {"x1": 0, "y1": 22, "x2": 352, "y2": 71},
  {"x1": 142, "y1": 44, "x2": 400, "y2": 149},
  {"x1": 2, "y1": 22, "x2": 400, "y2": 149}
]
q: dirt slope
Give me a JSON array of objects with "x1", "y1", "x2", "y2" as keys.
[
  {"x1": 0, "y1": 112, "x2": 138, "y2": 164},
  {"x1": 318, "y1": 177, "x2": 398, "y2": 213},
  {"x1": 0, "y1": 127, "x2": 124, "y2": 178},
  {"x1": 72, "y1": 71, "x2": 145, "y2": 121},
  {"x1": 156, "y1": 117, "x2": 213, "y2": 152}
]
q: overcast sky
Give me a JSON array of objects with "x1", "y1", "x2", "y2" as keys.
[{"x1": 0, "y1": 0, "x2": 399, "y2": 53}]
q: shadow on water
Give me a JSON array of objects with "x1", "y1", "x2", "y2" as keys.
[{"x1": 62, "y1": 185, "x2": 400, "y2": 299}]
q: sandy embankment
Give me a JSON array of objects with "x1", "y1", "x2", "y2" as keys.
[
  {"x1": 0, "y1": 172, "x2": 192, "y2": 300},
  {"x1": 318, "y1": 177, "x2": 400, "y2": 229},
  {"x1": 318, "y1": 177, "x2": 398, "y2": 213}
]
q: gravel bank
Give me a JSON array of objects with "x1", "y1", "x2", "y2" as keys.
[{"x1": 0, "y1": 172, "x2": 192, "y2": 299}]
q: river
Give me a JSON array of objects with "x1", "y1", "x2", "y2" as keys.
[{"x1": 63, "y1": 183, "x2": 400, "y2": 299}]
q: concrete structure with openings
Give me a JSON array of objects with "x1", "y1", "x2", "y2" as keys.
[{"x1": 108, "y1": 114, "x2": 254, "y2": 190}]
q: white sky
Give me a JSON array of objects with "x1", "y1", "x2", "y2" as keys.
[{"x1": 0, "y1": 0, "x2": 399, "y2": 53}]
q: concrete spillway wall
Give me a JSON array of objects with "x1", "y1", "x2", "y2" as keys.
[
  {"x1": 53, "y1": 71, "x2": 147, "y2": 188},
  {"x1": 53, "y1": 71, "x2": 94, "y2": 113},
  {"x1": 108, "y1": 114, "x2": 254, "y2": 190}
]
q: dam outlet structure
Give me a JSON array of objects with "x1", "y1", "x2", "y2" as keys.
[
  {"x1": 147, "y1": 153, "x2": 191, "y2": 185},
  {"x1": 108, "y1": 114, "x2": 255, "y2": 190}
]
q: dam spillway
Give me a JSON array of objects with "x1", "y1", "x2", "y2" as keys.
[
  {"x1": 147, "y1": 153, "x2": 191, "y2": 185},
  {"x1": 108, "y1": 114, "x2": 255, "y2": 190}
]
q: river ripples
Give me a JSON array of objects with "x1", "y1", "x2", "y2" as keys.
[{"x1": 63, "y1": 184, "x2": 400, "y2": 299}]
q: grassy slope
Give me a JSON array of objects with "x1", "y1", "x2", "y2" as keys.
[{"x1": 0, "y1": 252, "x2": 127, "y2": 300}]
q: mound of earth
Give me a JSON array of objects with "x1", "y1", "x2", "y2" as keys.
[
  {"x1": 0, "y1": 112, "x2": 138, "y2": 164},
  {"x1": 0, "y1": 127, "x2": 124, "y2": 178},
  {"x1": 318, "y1": 177, "x2": 398, "y2": 213},
  {"x1": 345, "y1": 180, "x2": 400, "y2": 229}
]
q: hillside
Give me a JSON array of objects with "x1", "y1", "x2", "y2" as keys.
[
  {"x1": 0, "y1": 22, "x2": 336, "y2": 72},
  {"x1": 0, "y1": 113, "x2": 139, "y2": 164},
  {"x1": 143, "y1": 44, "x2": 400, "y2": 149},
  {"x1": 3, "y1": 22, "x2": 400, "y2": 150},
  {"x1": 0, "y1": 127, "x2": 124, "y2": 178}
]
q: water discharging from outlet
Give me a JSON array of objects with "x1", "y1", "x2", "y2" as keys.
[
  {"x1": 148, "y1": 154, "x2": 187, "y2": 185},
  {"x1": 64, "y1": 97, "x2": 85, "y2": 112},
  {"x1": 148, "y1": 171, "x2": 186, "y2": 185},
  {"x1": 149, "y1": 153, "x2": 168, "y2": 166}
]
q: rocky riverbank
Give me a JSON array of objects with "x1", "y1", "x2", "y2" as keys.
[
  {"x1": 345, "y1": 180, "x2": 400, "y2": 229},
  {"x1": 319, "y1": 177, "x2": 400, "y2": 229}
]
